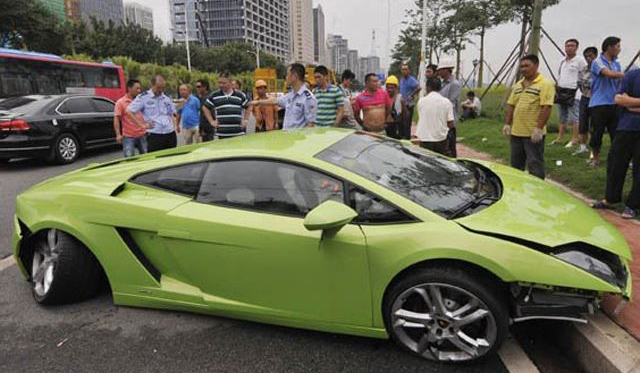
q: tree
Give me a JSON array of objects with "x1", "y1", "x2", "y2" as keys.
[{"x1": 0, "y1": 0, "x2": 67, "y2": 53}]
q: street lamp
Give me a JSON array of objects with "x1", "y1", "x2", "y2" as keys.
[{"x1": 248, "y1": 45, "x2": 260, "y2": 69}]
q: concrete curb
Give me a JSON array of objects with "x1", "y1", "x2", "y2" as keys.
[
  {"x1": 498, "y1": 334, "x2": 540, "y2": 373},
  {"x1": 555, "y1": 312, "x2": 640, "y2": 373},
  {"x1": 0, "y1": 255, "x2": 16, "y2": 272}
]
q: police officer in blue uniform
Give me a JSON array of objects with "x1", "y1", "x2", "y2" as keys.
[
  {"x1": 128, "y1": 75, "x2": 179, "y2": 152},
  {"x1": 251, "y1": 63, "x2": 316, "y2": 129}
]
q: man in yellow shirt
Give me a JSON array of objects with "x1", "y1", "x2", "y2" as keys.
[{"x1": 503, "y1": 54, "x2": 555, "y2": 179}]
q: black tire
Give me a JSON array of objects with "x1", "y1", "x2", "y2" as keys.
[
  {"x1": 30, "y1": 229, "x2": 104, "y2": 305},
  {"x1": 383, "y1": 266, "x2": 508, "y2": 363},
  {"x1": 52, "y1": 133, "x2": 80, "y2": 164}
]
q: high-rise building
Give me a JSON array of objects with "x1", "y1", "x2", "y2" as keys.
[
  {"x1": 170, "y1": 0, "x2": 290, "y2": 61},
  {"x1": 327, "y1": 34, "x2": 348, "y2": 75},
  {"x1": 312, "y1": 6, "x2": 326, "y2": 65},
  {"x1": 124, "y1": 2, "x2": 153, "y2": 32},
  {"x1": 170, "y1": 0, "x2": 200, "y2": 44},
  {"x1": 290, "y1": 0, "x2": 314, "y2": 64},
  {"x1": 347, "y1": 50, "x2": 359, "y2": 80},
  {"x1": 358, "y1": 56, "x2": 381, "y2": 82},
  {"x1": 38, "y1": 0, "x2": 66, "y2": 22},
  {"x1": 65, "y1": 0, "x2": 124, "y2": 25}
]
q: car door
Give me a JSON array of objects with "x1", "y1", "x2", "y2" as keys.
[
  {"x1": 56, "y1": 96, "x2": 103, "y2": 145},
  {"x1": 90, "y1": 97, "x2": 117, "y2": 143},
  {"x1": 157, "y1": 159, "x2": 372, "y2": 326}
]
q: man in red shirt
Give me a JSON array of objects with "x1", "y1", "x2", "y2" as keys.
[
  {"x1": 114, "y1": 79, "x2": 149, "y2": 157},
  {"x1": 353, "y1": 73, "x2": 392, "y2": 134}
]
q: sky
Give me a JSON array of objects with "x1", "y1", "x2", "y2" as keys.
[{"x1": 129, "y1": 0, "x2": 640, "y2": 79}]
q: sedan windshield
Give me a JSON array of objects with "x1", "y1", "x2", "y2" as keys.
[
  {"x1": 316, "y1": 133, "x2": 499, "y2": 219},
  {"x1": 0, "y1": 96, "x2": 54, "y2": 116}
]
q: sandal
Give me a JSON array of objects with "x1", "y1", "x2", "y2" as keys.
[
  {"x1": 622, "y1": 206, "x2": 638, "y2": 220},
  {"x1": 592, "y1": 200, "x2": 615, "y2": 210}
]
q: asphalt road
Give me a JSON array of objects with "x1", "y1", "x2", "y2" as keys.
[
  {"x1": 0, "y1": 147, "x2": 123, "y2": 259},
  {"x1": 0, "y1": 265, "x2": 507, "y2": 373}
]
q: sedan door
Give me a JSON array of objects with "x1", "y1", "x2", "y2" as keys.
[
  {"x1": 89, "y1": 97, "x2": 117, "y2": 144},
  {"x1": 157, "y1": 159, "x2": 373, "y2": 327},
  {"x1": 56, "y1": 96, "x2": 104, "y2": 146}
]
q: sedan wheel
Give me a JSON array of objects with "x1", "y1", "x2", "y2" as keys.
[
  {"x1": 384, "y1": 267, "x2": 508, "y2": 363},
  {"x1": 54, "y1": 133, "x2": 79, "y2": 164}
]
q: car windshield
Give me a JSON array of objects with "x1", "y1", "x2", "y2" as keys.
[
  {"x1": 0, "y1": 96, "x2": 54, "y2": 116},
  {"x1": 316, "y1": 132, "x2": 499, "y2": 219}
]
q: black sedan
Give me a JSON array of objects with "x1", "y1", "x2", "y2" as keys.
[{"x1": 0, "y1": 94, "x2": 118, "y2": 164}]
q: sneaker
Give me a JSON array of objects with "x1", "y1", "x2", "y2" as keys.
[
  {"x1": 564, "y1": 141, "x2": 575, "y2": 148},
  {"x1": 572, "y1": 145, "x2": 589, "y2": 155},
  {"x1": 551, "y1": 138, "x2": 563, "y2": 145}
]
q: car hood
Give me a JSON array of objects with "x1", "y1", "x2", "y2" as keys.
[{"x1": 456, "y1": 161, "x2": 632, "y2": 260}]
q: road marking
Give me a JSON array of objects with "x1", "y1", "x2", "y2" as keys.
[
  {"x1": 0, "y1": 255, "x2": 16, "y2": 272},
  {"x1": 498, "y1": 334, "x2": 540, "y2": 373}
]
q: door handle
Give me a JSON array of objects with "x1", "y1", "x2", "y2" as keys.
[{"x1": 158, "y1": 229, "x2": 191, "y2": 240}]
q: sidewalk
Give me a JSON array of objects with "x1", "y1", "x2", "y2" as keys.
[{"x1": 456, "y1": 143, "x2": 640, "y2": 342}]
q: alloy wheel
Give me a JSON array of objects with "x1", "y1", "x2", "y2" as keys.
[
  {"x1": 58, "y1": 136, "x2": 78, "y2": 161},
  {"x1": 390, "y1": 282, "x2": 498, "y2": 362},
  {"x1": 31, "y1": 229, "x2": 60, "y2": 297}
]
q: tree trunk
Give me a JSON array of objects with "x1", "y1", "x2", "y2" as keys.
[
  {"x1": 516, "y1": 8, "x2": 529, "y2": 80},
  {"x1": 478, "y1": 26, "x2": 485, "y2": 88},
  {"x1": 456, "y1": 44, "x2": 461, "y2": 80},
  {"x1": 528, "y1": 0, "x2": 544, "y2": 55}
]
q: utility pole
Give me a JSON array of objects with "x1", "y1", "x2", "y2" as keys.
[
  {"x1": 418, "y1": 0, "x2": 428, "y2": 99},
  {"x1": 185, "y1": 0, "x2": 192, "y2": 71},
  {"x1": 527, "y1": 0, "x2": 544, "y2": 55}
]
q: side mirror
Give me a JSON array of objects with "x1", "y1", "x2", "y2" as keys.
[{"x1": 304, "y1": 200, "x2": 358, "y2": 232}]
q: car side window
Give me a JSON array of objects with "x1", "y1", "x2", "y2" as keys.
[
  {"x1": 350, "y1": 186, "x2": 413, "y2": 224},
  {"x1": 58, "y1": 97, "x2": 94, "y2": 114},
  {"x1": 196, "y1": 160, "x2": 344, "y2": 217},
  {"x1": 92, "y1": 98, "x2": 114, "y2": 113},
  {"x1": 132, "y1": 163, "x2": 208, "y2": 197}
]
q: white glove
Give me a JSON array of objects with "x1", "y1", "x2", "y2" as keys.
[
  {"x1": 502, "y1": 125, "x2": 511, "y2": 136},
  {"x1": 531, "y1": 127, "x2": 544, "y2": 143}
]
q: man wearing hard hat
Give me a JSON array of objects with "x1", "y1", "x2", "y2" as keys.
[
  {"x1": 252, "y1": 79, "x2": 279, "y2": 131},
  {"x1": 385, "y1": 75, "x2": 406, "y2": 139}
]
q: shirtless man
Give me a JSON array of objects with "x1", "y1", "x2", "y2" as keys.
[{"x1": 353, "y1": 73, "x2": 392, "y2": 133}]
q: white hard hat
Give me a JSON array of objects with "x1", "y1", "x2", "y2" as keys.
[{"x1": 437, "y1": 60, "x2": 456, "y2": 70}]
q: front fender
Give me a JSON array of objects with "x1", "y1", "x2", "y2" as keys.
[{"x1": 362, "y1": 222, "x2": 623, "y2": 328}]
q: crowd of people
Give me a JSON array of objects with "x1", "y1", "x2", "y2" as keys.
[{"x1": 111, "y1": 37, "x2": 639, "y2": 219}]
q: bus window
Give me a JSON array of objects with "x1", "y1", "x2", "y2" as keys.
[
  {"x1": 82, "y1": 67, "x2": 103, "y2": 88},
  {"x1": 103, "y1": 68, "x2": 120, "y2": 88},
  {"x1": 63, "y1": 68, "x2": 84, "y2": 87},
  {"x1": 0, "y1": 73, "x2": 32, "y2": 97}
]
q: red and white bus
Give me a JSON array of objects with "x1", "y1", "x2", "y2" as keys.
[{"x1": 0, "y1": 48, "x2": 126, "y2": 102}]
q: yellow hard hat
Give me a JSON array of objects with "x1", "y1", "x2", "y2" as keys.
[
  {"x1": 255, "y1": 79, "x2": 268, "y2": 88},
  {"x1": 386, "y1": 75, "x2": 399, "y2": 86}
]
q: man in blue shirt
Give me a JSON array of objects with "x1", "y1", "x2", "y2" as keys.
[
  {"x1": 399, "y1": 64, "x2": 420, "y2": 140},
  {"x1": 128, "y1": 75, "x2": 179, "y2": 152},
  {"x1": 593, "y1": 68, "x2": 640, "y2": 219},
  {"x1": 177, "y1": 84, "x2": 201, "y2": 144},
  {"x1": 588, "y1": 37, "x2": 625, "y2": 167}
]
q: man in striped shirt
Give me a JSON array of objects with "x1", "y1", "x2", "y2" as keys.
[
  {"x1": 313, "y1": 65, "x2": 344, "y2": 127},
  {"x1": 202, "y1": 73, "x2": 250, "y2": 139}
]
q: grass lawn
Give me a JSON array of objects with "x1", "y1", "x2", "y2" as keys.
[{"x1": 456, "y1": 88, "x2": 634, "y2": 202}]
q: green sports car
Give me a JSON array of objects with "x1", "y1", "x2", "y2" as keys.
[{"x1": 12, "y1": 129, "x2": 632, "y2": 363}]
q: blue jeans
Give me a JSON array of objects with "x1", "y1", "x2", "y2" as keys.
[{"x1": 123, "y1": 136, "x2": 148, "y2": 158}]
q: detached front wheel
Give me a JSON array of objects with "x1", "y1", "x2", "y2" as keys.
[
  {"x1": 30, "y1": 229, "x2": 104, "y2": 305},
  {"x1": 383, "y1": 266, "x2": 508, "y2": 363}
]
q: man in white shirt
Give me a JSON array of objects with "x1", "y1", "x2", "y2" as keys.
[
  {"x1": 461, "y1": 91, "x2": 482, "y2": 121},
  {"x1": 412, "y1": 78, "x2": 454, "y2": 156},
  {"x1": 553, "y1": 38, "x2": 588, "y2": 147}
]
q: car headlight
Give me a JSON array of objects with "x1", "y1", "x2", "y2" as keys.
[{"x1": 553, "y1": 245, "x2": 627, "y2": 289}]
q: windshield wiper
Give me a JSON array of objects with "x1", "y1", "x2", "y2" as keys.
[{"x1": 449, "y1": 193, "x2": 497, "y2": 219}]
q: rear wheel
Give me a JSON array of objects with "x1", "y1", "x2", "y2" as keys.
[
  {"x1": 53, "y1": 133, "x2": 80, "y2": 164},
  {"x1": 30, "y1": 229, "x2": 104, "y2": 305},
  {"x1": 383, "y1": 266, "x2": 508, "y2": 363}
]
